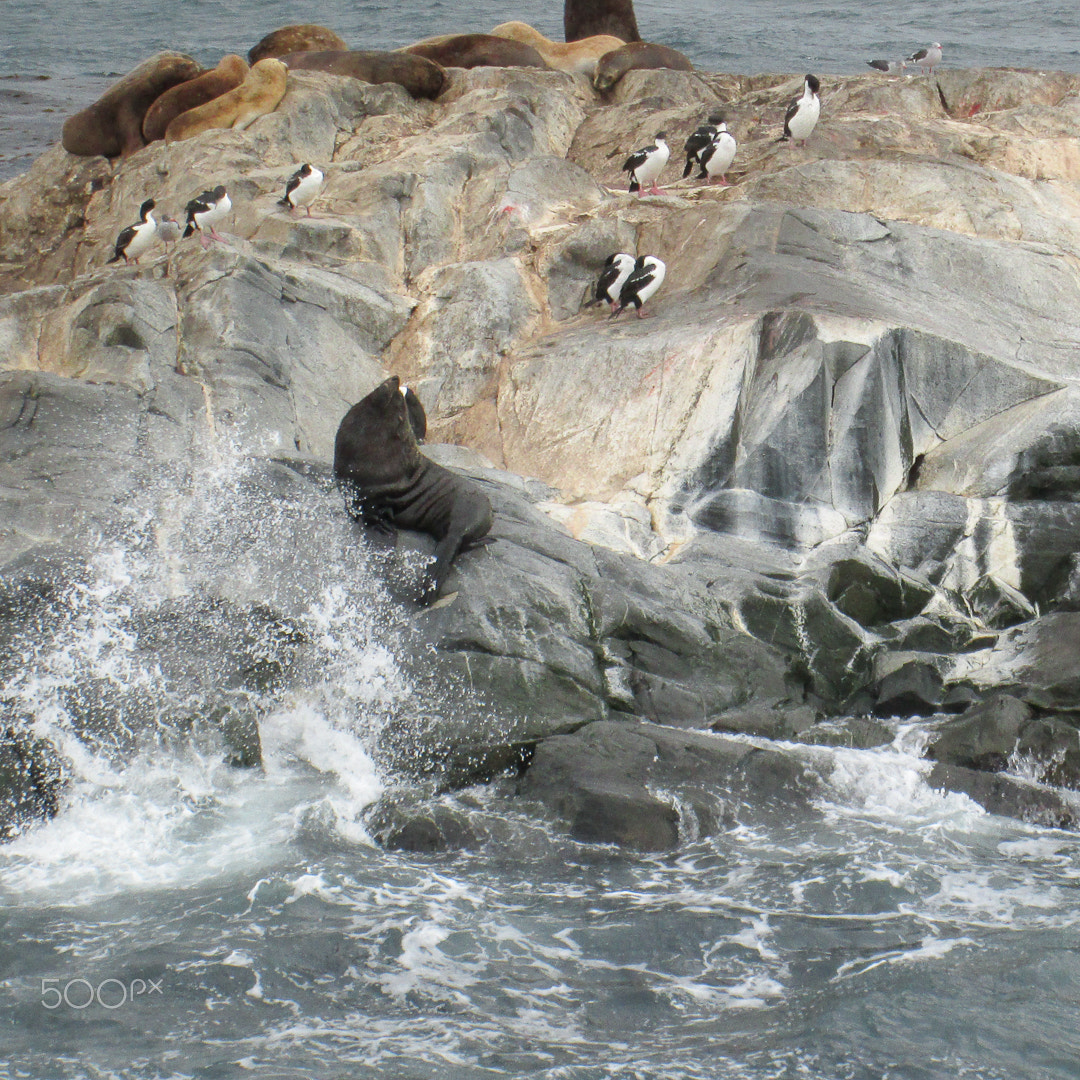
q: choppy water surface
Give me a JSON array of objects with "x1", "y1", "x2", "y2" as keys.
[
  {"x1": 2, "y1": 0, "x2": 1080, "y2": 177},
  {"x1": 2, "y1": 451, "x2": 1080, "y2": 1078}
]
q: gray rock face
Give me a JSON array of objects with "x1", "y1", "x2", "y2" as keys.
[
  {"x1": 927, "y1": 762, "x2": 1078, "y2": 830},
  {"x1": 518, "y1": 719, "x2": 820, "y2": 851},
  {"x1": 6, "y1": 64, "x2": 1080, "y2": 842}
]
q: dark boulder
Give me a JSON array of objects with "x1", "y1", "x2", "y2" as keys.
[
  {"x1": 518, "y1": 719, "x2": 819, "y2": 850},
  {"x1": 927, "y1": 761, "x2": 1078, "y2": 830}
]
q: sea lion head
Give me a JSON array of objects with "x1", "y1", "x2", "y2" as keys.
[
  {"x1": 593, "y1": 49, "x2": 623, "y2": 92},
  {"x1": 334, "y1": 375, "x2": 422, "y2": 486}
]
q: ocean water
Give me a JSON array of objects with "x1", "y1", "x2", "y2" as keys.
[{"x1": 2, "y1": 0, "x2": 1080, "y2": 179}]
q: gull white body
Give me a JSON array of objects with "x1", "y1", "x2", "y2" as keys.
[{"x1": 906, "y1": 42, "x2": 942, "y2": 74}]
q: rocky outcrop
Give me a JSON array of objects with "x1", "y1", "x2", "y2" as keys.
[
  {"x1": 518, "y1": 719, "x2": 820, "y2": 850},
  {"x1": 5, "y1": 63, "x2": 1080, "y2": 843}
]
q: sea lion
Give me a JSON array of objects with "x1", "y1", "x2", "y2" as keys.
[
  {"x1": 61, "y1": 51, "x2": 202, "y2": 158},
  {"x1": 489, "y1": 21, "x2": 625, "y2": 76},
  {"x1": 282, "y1": 49, "x2": 446, "y2": 99},
  {"x1": 334, "y1": 376, "x2": 493, "y2": 601},
  {"x1": 402, "y1": 34, "x2": 549, "y2": 70},
  {"x1": 142, "y1": 54, "x2": 249, "y2": 143},
  {"x1": 165, "y1": 59, "x2": 288, "y2": 143},
  {"x1": 565, "y1": 0, "x2": 641, "y2": 43},
  {"x1": 248, "y1": 24, "x2": 348, "y2": 64},
  {"x1": 593, "y1": 41, "x2": 694, "y2": 92}
]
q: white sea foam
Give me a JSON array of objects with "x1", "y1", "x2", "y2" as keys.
[
  {"x1": 0, "y1": 450, "x2": 407, "y2": 903},
  {"x1": 834, "y1": 935, "x2": 976, "y2": 980},
  {"x1": 380, "y1": 920, "x2": 482, "y2": 1004}
]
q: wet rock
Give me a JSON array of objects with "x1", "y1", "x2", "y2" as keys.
[
  {"x1": 366, "y1": 794, "x2": 481, "y2": 852},
  {"x1": 710, "y1": 702, "x2": 816, "y2": 740},
  {"x1": 738, "y1": 586, "x2": 871, "y2": 707},
  {"x1": 873, "y1": 659, "x2": 944, "y2": 718},
  {"x1": 925, "y1": 694, "x2": 1033, "y2": 772},
  {"x1": 795, "y1": 716, "x2": 895, "y2": 749},
  {"x1": 215, "y1": 704, "x2": 264, "y2": 769},
  {"x1": 0, "y1": 544, "x2": 86, "y2": 657},
  {"x1": 0, "y1": 726, "x2": 66, "y2": 840},
  {"x1": 519, "y1": 719, "x2": 819, "y2": 850},
  {"x1": 1014, "y1": 716, "x2": 1080, "y2": 790},
  {"x1": 960, "y1": 613, "x2": 1080, "y2": 710},
  {"x1": 965, "y1": 576, "x2": 1037, "y2": 630},
  {"x1": 927, "y1": 761, "x2": 1078, "y2": 830},
  {"x1": 826, "y1": 555, "x2": 933, "y2": 628}
]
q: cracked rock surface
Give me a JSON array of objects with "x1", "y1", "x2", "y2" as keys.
[{"x1": 4, "y1": 64, "x2": 1080, "y2": 844}]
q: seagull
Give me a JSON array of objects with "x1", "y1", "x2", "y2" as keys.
[
  {"x1": 698, "y1": 123, "x2": 737, "y2": 184},
  {"x1": 611, "y1": 255, "x2": 666, "y2": 319},
  {"x1": 906, "y1": 42, "x2": 942, "y2": 75},
  {"x1": 107, "y1": 198, "x2": 157, "y2": 265},
  {"x1": 866, "y1": 59, "x2": 906, "y2": 74},
  {"x1": 623, "y1": 133, "x2": 670, "y2": 195},
  {"x1": 182, "y1": 185, "x2": 231, "y2": 248},
  {"x1": 278, "y1": 163, "x2": 324, "y2": 216},
  {"x1": 591, "y1": 252, "x2": 636, "y2": 314},
  {"x1": 157, "y1": 216, "x2": 181, "y2": 254},
  {"x1": 682, "y1": 111, "x2": 724, "y2": 178},
  {"x1": 779, "y1": 74, "x2": 821, "y2": 146}
]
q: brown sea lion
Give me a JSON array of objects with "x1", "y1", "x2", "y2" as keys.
[
  {"x1": 142, "y1": 54, "x2": 249, "y2": 143},
  {"x1": 62, "y1": 51, "x2": 202, "y2": 158},
  {"x1": 402, "y1": 34, "x2": 549, "y2": 70},
  {"x1": 165, "y1": 58, "x2": 288, "y2": 143},
  {"x1": 594, "y1": 41, "x2": 694, "y2": 92},
  {"x1": 565, "y1": 0, "x2": 641, "y2": 43},
  {"x1": 489, "y1": 22, "x2": 624, "y2": 76},
  {"x1": 282, "y1": 49, "x2": 446, "y2": 99},
  {"x1": 248, "y1": 24, "x2": 347, "y2": 64},
  {"x1": 334, "y1": 376, "x2": 493, "y2": 601}
]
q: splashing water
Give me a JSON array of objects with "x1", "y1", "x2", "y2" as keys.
[
  {"x1": 0, "y1": 445, "x2": 418, "y2": 902},
  {"x1": 3, "y1": 450, "x2": 1080, "y2": 1079}
]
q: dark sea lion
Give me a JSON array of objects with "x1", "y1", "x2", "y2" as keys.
[
  {"x1": 593, "y1": 41, "x2": 694, "y2": 92},
  {"x1": 249, "y1": 24, "x2": 348, "y2": 64},
  {"x1": 334, "y1": 376, "x2": 493, "y2": 601},
  {"x1": 565, "y1": 0, "x2": 641, "y2": 43},
  {"x1": 142, "y1": 54, "x2": 249, "y2": 143},
  {"x1": 282, "y1": 49, "x2": 446, "y2": 99},
  {"x1": 402, "y1": 34, "x2": 549, "y2": 70},
  {"x1": 165, "y1": 59, "x2": 288, "y2": 143},
  {"x1": 489, "y1": 22, "x2": 625, "y2": 76},
  {"x1": 62, "y1": 51, "x2": 202, "y2": 158}
]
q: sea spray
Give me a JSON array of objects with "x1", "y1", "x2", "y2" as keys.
[{"x1": 0, "y1": 441, "x2": 453, "y2": 887}]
